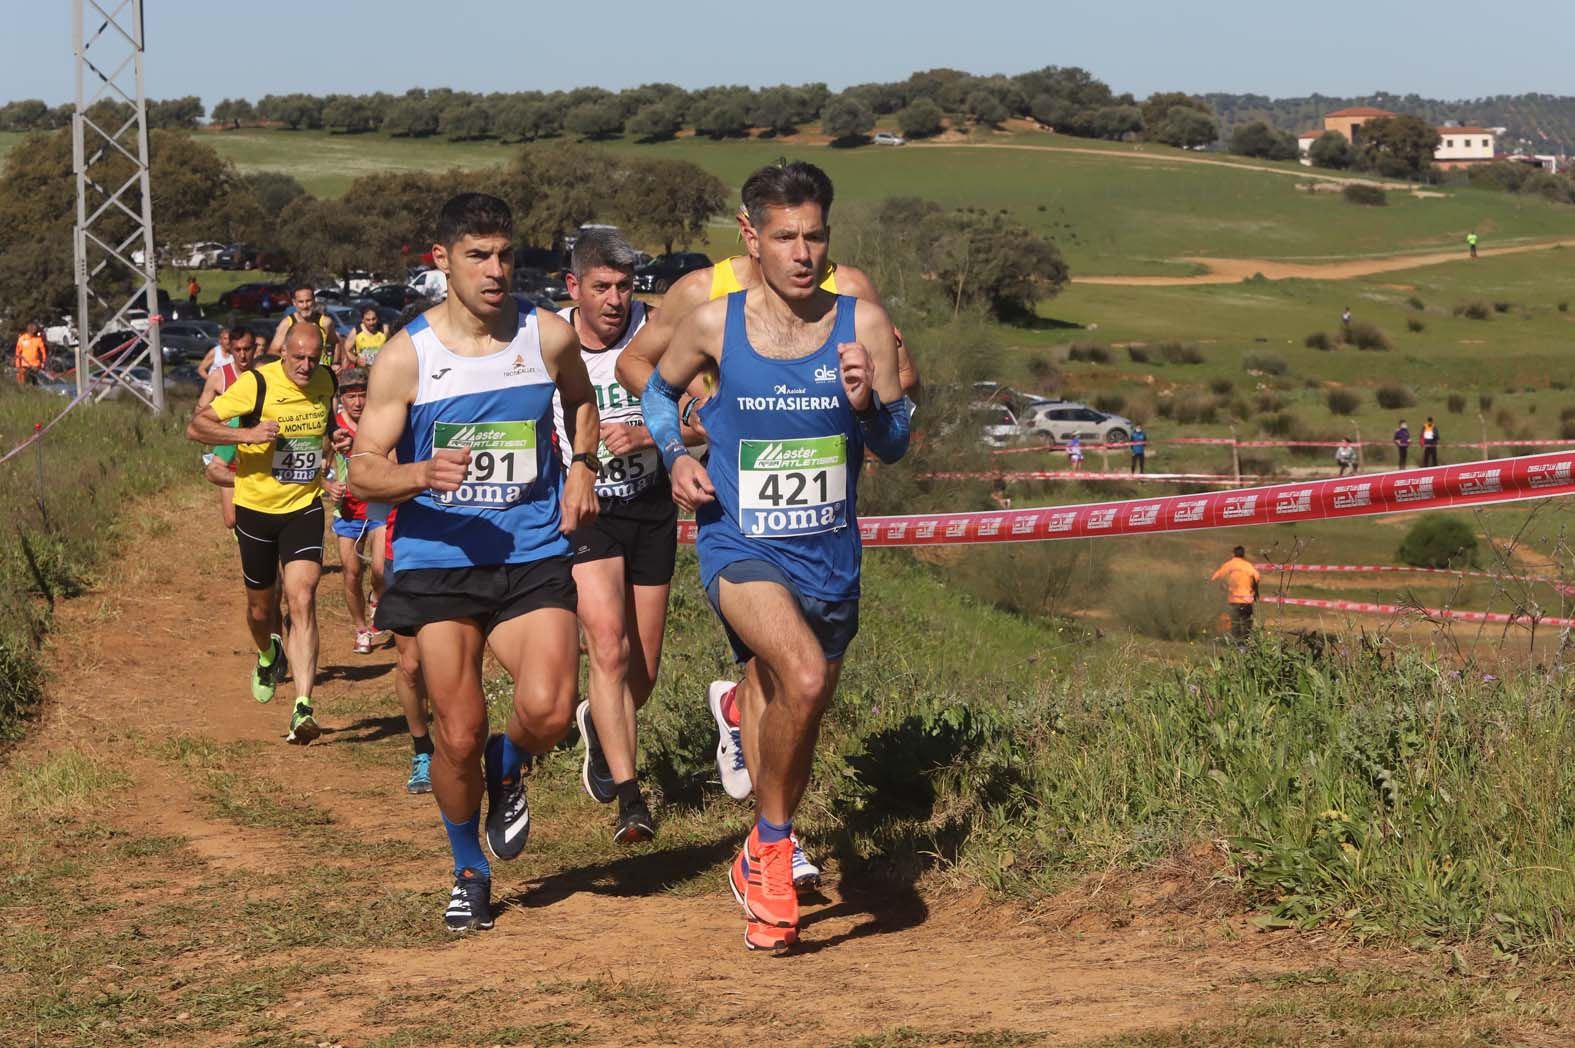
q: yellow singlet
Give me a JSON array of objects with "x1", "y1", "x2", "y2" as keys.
[
  {"x1": 353, "y1": 328, "x2": 387, "y2": 365},
  {"x1": 706, "y1": 255, "x2": 839, "y2": 300},
  {"x1": 209, "y1": 359, "x2": 336, "y2": 515}
]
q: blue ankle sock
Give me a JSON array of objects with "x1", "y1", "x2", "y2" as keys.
[
  {"x1": 499, "y1": 733, "x2": 526, "y2": 782},
  {"x1": 441, "y1": 809, "x2": 490, "y2": 878},
  {"x1": 756, "y1": 816, "x2": 792, "y2": 845}
]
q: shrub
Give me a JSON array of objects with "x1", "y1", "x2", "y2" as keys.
[
  {"x1": 1348, "y1": 321, "x2": 1391, "y2": 351},
  {"x1": 1258, "y1": 411, "x2": 1295, "y2": 436},
  {"x1": 1562, "y1": 419, "x2": 1575, "y2": 440},
  {"x1": 1159, "y1": 341, "x2": 1204, "y2": 365},
  {"x1": 1447, "y1": 393, "x2": 1466, "y2": 413},
  {"x1": 1495, "y1": 407, "x2": 1515, "y2": 430},
  {"x1": 1406, "y1": 318, "x2": 1425, "y2": 333},
  {"x1": 1397, "y1": 516, "x2": 1479, "y2": 569},
  {"x1": 1559, "y1": 405, "x2": 1575, "y2": 423},
  {"x1": 1305, "y1": 332, "x2": 1334, "y2": 351},
  {"x1": 1172, "y1": 393, "x2": 1220, "y2": 424},
  {"x1": 1454, "y1": 301, "x2": 1491, "y2": 320},
  {"x1": 1242, "y1": 352, "x2": 1288, "y2": 375},
  {"x1": 1209, "y1": 377, "x2": 1235, "y2": 395},
  {"x1": 1559, "y1": 301, "x2": 1569, "y2": 313},
  {"x1": 1407, "y1": 295, "x2": 1425, "y2": 310},
  {"x1": 1093, "y1": 392, "x2": 1127, "y2": 414},
  {"x1": 1376, "y1": 382, "x2": 1416, "y2": 409},
  {"x1": 1479, "y1": 393, "x2": 1494, "y2": 411},
  {"x1": 1155, "y1": 397, "x2": 1176, "y2": 419},
  {"x1": 1126, "y1": 344, "x2": 1151, "y2": 364},
  {"x1": 1111, "y1": 574, "x2": 1220, "y2": 642},
  {"x1": 1253, "y1": 391, "x2": 1286, "y2": 413},
  {"x1": 1067, "y1": 342, "x2": 1111, "y2": 364},
  {"x1": 1026, "y1": 354, "x2": 1061, "y2": 385},
  {"x1": 1326, "y1": 388, "x2": 1362, "y2": 415},
  {"x1": 1493, "y1": 300, "x2": 1513, "y2": 314},
  {"x1": 1343, "y1": 183, "x2": 1387, "y2": 206}
]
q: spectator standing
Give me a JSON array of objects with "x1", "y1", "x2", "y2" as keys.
[
  {"x1": 1422, "y1": 417, "x2": 1440, "y2": 468},
  {"x1": 13, "y1": 321, "x2": 47, "y2": 386},
  {"x1": 990, "y1": 476, "x2": 1011, "y2": 511},
  {"x1": 1066, "y1": 434, "x2": 1084, "y2": 472},
  {"x1": 1341, "y1": 306, "x2": 1352, "y2": 338},
  {"x1": 1335, "y1": 438, "x2": 1357, "y2": 476},
  {"x1": 187, "y1": 276, "x2": 201, "y2": 306},
  {"x1": 1210, "y1": 545, "x2": 1260, "y2": 641},
  {"x1": 1130, "y1": 424, "x2": 1147, "y2": 474},
  {"x1": 1394, "y1": 419, "x2": 1410, "y2": 468},
  {"x1": 1467, "y1": 231, "x2": 1479, "y2": 259}
]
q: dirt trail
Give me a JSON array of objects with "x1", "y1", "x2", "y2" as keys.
[
  {"x1": 913, "y1": 138, "x2": 1358, "y2": 182},
  {"x1": 18, "y1": 485, "x2": 1399, "y2": 1046},
  {"x1": 1074, "y1": 238, "x2": 1575, "y2": 286}
]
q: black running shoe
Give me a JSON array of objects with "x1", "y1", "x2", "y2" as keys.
[
  {"x1": 483, "y1": 733, "x2": 530, "y2": 861},
  {"x1": 575, "y1": 700, "x2": 617, "y2": 804},
  {"x1": 612, "y1": 795, "x2": 656, "y2": 845},
  {"x1": 444, "y1": 869, "x2": 494, "y2": 933}
]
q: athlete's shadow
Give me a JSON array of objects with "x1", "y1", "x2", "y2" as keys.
[
  {"x1": 319, "y1": 713, "x2": 411, "y2": 745},
  {"x1": 503, "y1": 835, "x2": 738, "y2": 911},
  {"x1": 315, "y1": 661, "x2": 394, "y2": 684},
  {"x1": 792, "y1": 872, "x2": 929, "y2": 954}
]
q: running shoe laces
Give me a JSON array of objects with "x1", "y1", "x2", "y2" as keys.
[
  {"x1": 444, "y1": 870, "x2": 494, "y2": 933},
  {"x1": 406, "y1": 752, "x2": 433, "y2": 795}
]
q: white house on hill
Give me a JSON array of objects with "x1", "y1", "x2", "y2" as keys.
[{"x1": 1296, "y1": 107, "x2": 1498, "y2": 168}]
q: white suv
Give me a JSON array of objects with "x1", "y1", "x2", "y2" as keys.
[{"x1": 873, "y1": 132, "x2": 905, "y2": 146}]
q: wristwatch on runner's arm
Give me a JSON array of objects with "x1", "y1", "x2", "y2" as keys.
[{"x1": 570, "y1": 451, "x2": 601, "y2": 475}]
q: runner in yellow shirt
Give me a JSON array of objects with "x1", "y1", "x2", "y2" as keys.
[{"x1": 187, "y1": 322, "x2": 347, "y2": 741}]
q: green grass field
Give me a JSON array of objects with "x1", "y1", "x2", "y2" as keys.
[{"x1": 21, "y1": 125, "x2": 1569, "y2": 277}]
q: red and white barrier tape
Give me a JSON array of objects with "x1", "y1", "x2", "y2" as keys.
[
  {"x1": 0, "y1": 391, "x2": 91, "y2": 468},
  {"x1": 920, "y1": 470, "x2": 1263, "y2": 484},
  {"x1": 993, "y1": 438, "x2": 1574, "y2": 454},
  {"x1": 1261, "y1": 594, "x2": 1575, "y2": 628},
  {"x1": 1258, "y1": 561, "x2": 1575, "y2": 597},
  {"x1": 675, "y1": 451, "x2": 1575, "y2": 547}
]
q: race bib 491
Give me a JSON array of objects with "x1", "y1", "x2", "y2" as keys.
[
  {"x1": 432, "y1": 420, "x2": 537, "y2": 510},
  {"x1": 738, "y1": 435, "x2": 848, "y2": 538}
]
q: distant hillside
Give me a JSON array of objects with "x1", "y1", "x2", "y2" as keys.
[{"x1": 1206, "y1": 92, "x2": 1575, "y2": 155}]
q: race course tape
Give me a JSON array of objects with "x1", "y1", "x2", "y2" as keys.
[
  {"x1": 0, "y1": 391, "x2": 90, "y2": 468},
  {"x1": 674, "y1": 451, "x2": 1575, "y2": 547},
  {"x1": 1260, "y1": 594, "x2": 1575, "y2": 628},
  {"x1": 921, "y1": 470, "x2": 1264, "y2": 484},
  {"x1": 993, "y1": 438, "x2": 1575, "y2": 453}
]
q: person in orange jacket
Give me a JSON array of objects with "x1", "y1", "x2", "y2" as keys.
[
  {"x1": 1210, "y1": 545, "x2": 1260, "y2": 640},
  {"x1": 14, "y1": 322, "x2": 47, "y2": 386}
]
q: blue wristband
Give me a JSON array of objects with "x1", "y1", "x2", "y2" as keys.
[{"x1": 642, "y1": 369, "x2": 689, "y2": 471}]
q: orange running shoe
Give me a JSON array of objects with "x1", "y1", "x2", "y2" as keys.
[
  {"x1": 743, "y1": 827, "x2": 799, "y2": 930},
  {"x1": 744, "y1": 918, "x2": 798, "y2": 954}
]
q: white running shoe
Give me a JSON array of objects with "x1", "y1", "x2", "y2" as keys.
[
  {"x1": 790, "y1": 833, "x2": 821, "y2": 890},
  {"x1": 707, "y1": 680, "x2": 752, "y2": 800}
]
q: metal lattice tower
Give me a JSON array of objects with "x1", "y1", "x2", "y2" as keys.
[{"x1": 72, "y1": 0, "x2": 164, "y2": 411}]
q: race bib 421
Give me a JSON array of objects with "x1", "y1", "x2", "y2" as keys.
[
  {"x1": 432, "y1": 420, "x2": 537, "y2": 509},
  {"x1": 738, "y1": 435, "x2": 848, "y2": 538}
]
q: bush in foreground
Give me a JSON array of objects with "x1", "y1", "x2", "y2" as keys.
[
  {"x1": 1397, "y1": 516, "x2": 1479, "y2": 568},
  {"x1": 1326, "y1": 388, "x2": 1362, "y2": 415},
  {"x1": 1342, "y1": 183, "x2": 1387, "y2": 206},
  {"x1": 1376, "y1": 382, "x2": 1416, "y2": 409}
]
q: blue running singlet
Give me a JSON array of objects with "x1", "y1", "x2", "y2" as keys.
[
  {"x1": 391, "y1": 305, "x2": 569, "y2": 571},
  {"x1": 695, "y1": 292, "x2": 864, "y2": 602}
]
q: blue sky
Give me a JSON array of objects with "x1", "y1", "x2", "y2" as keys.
[{"x1": 8, "y1": 1, "x2": 1570, "y2": 104}]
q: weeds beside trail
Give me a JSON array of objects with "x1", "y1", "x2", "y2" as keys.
[{"x1": 0, "y1": 386, "x2": 194, "y2": 741}]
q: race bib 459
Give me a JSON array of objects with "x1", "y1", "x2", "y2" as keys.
[
  {"x1": 271, "y1": 436, "x2": 322, "y2": 484},
  {"x1": 432, "y1": 420, "x2": 537, "y2": 510},
  {"x1": 738, "y1": 435, "x2": 848, "y2": 538}
]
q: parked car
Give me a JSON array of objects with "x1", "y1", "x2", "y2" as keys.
[
  {"x1": 405, "y1": 270, "x2": 447, "y2": 302},
  {"x1": 633, "y1": 252, "x2": 711, "y2": 293},
  {"x1": 873, "y1": 132, "x2": 906, "y2": 146},
  {"x1": 514, "y1": 267, "x2": 568, "y2": 301},
  {"x1": 89, "y1": 328, "x2": 148, "y2": 363},
  {"x1": 158, "y1": 320, "x2": 221, "y2": 362},
  {"x1": 217, "y1": 282, "x2": 289, "y2": 314},
  {"x1": 45, "y1": 316, "x2": 78, "y2": 347},
  {"x1": 972, "y1": 402, "x2": 1037, "y2": 448},
  {"x1": 1024, "y1": 401, "x2": 1135, "y2": 446},
  {"x1": 240, "y1": 316, "x2": 280, "y2": 344},
  {"x1": 175, "y1": 241, "x2": 226, "y2": 269},
  {"x1": 347, "y1": 301, "x2": 403, "y2": 328},
  {"x1": 165, "y1": 301, "x2": 207, "y2": 322}
]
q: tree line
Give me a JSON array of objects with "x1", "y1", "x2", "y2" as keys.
[
  {"x1": 0, "y1": 67, "x2": 1220, "y2": 147},
  {"x1": 0, "y1": 126, "x2": 1068, "y2": 330}
]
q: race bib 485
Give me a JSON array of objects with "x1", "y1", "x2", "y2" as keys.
[
  {"x1": 432, "y1": 420, "x2": 537, "y2": 509},
  {"x1": 738, "y1": 435, "x2": 848, "y2": 538}
]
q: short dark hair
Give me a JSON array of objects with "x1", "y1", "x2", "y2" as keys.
[
  {"x1": 437, "y1": 192, "x2": 514, "y2": 248},
  {"x1": 229, "y1": 325, "x2": 254, "y2": 344},
  {"x1": 292, "y1": 282, "x2": 314, "y2": 296},
  {"x1": 1233, "y1": 546, "x2": 1246, "y2": 558},
  {"x1": 742, "y1": 160, "x2": 834, "y2": 230},
  {"x1": 571, "y1": 227, "x2": 637, "y2": 278}
]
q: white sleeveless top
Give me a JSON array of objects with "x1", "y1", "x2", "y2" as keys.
[{"x1": 551, "y1": 302, "x2": 662, "y2": 501}]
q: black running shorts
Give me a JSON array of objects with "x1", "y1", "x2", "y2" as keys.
[
  {"x1": 374, "y1": 556, "x2": 577, "y2": 637},
  {"x1": 234, "y1": 502, "x2": 326, "y2": 590},
  {"x1": 569, "y1": 491, "x2": 677, "y2": 586}
]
